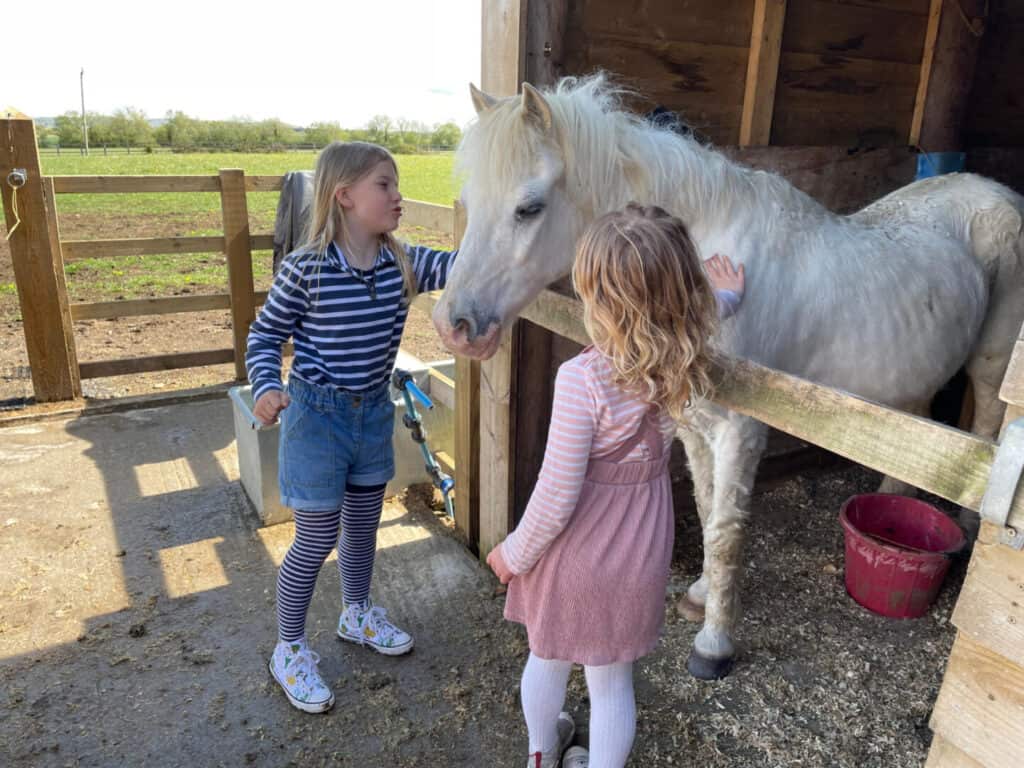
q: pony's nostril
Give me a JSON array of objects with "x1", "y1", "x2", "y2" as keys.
[{"x1": 453, "y1": 315, "x2": 478, "y2": 340}]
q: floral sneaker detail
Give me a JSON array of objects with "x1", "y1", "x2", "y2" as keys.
[
  {"x1": 268, "y1": 640, "x2": 334, "y2": 713},
  {"x1": 337, "y1": 601, "x2": 414, "y2": 656}
]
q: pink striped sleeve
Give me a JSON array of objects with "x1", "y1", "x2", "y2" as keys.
[{"x1": 500, "y1": 360, "x2": 597, "y2": 575}]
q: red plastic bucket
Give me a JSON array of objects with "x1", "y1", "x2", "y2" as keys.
[{"x1": 839, "y1": 494, "x2": 965, "y2": 619}]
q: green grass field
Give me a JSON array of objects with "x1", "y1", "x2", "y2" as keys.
[
  {"x1": 42, "y1": 151, "x2": 460, "y2": 218},
  {"x1": 6, "y1": 152, "x2": 459, "y2": 306}
]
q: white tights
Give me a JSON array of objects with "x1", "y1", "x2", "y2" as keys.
[{"x1": 520, "y1": 652, "x2": 636, "y2": 768}]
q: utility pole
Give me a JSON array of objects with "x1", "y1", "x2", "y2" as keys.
[{"x1": 80, "y1": 67, "x2": 89, "y2": 156}]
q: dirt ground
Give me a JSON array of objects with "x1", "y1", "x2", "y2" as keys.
[{"x1": 0, "y1": 399, "x2": 962, "y2": 767}]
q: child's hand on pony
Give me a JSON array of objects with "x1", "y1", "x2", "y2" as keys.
[
  {"x1": 254, "y1": 390, "x2": 291, "y2": 426},
  {"x1": 705, "y1": 253, "x2": 745, "y2": 294},
  {"x1": 486, "y1": 544, "x2": 515, "y2": 585}
]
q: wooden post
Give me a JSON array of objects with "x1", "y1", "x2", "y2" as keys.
[
  {"x1": 475, "y1": 0, "x2": 530, "y2": 557},
  {"x1": 452, "y1": 202, "x2": 481, "y2": 552},
  {"x1": 0, "y1": 115, "x2": 81, "y2": 401},
  {"x1": 739, "y1": 0, "x2": 787, "y2": 147},
  {"x1": 910, "y1": 0, "x2": 987, "y2": 151},
  {"x1": 526, "y1": 0, "x2": 568, "y2": 85},
  {"x1": 999, "y1": 319, "x2": 1024, "y2": 434},
  {"x1": 219, "y1": 169, "x2": 255, "y2": 380}
]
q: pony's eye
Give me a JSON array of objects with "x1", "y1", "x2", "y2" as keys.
[{"x1": 515, "y1": 202, "x2": 545, "y2": 222}]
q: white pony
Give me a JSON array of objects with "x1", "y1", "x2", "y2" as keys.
[{"x1": 433, "y1": 75, "x2": 1024, "y2": 679}]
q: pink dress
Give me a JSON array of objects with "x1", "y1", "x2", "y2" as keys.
[{"x1": 502, "y1": 347, "x2": 675, "y2": 666}]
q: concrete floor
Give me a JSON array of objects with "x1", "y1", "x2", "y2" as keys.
[{"x1": 0, "y1": 398, "x2": 526, "y2": 767}]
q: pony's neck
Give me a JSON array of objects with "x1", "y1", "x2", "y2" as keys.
[{"x1": 607, "y1": 124, "x2": 826, "y2": 241}]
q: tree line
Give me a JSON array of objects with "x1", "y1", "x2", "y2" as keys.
[{"x1": 40, "y1": 108, "x2": 463, "y2": 153}]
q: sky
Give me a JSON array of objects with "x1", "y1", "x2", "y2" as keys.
[{"x1": 5, "y1": 0, "x2": 482, "y2": 129}]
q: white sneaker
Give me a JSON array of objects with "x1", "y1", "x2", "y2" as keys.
[
  {"x1": 337, "y1": 601, "x2": 414, "y2": 655},
  {"x1": 268, "y1": 639, "x2": 334, "y2": 713},
  {"x1": 562, "y1": 746, "x2": 589, "y2": 768},
  {"x1": 526, "y1": 712, "x2": 576, "y2": 768}
]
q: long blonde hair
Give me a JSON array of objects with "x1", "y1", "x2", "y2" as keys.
[
  {"x1": 572, "y1": 203, "x2": 718, "y2": 421},
  {"x1": 299, "y1": 141, "x2": 417, "y2": 303}
]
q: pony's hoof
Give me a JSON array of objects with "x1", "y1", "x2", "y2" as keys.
[
  {"x1": 676, "y1": 593, "x2": 706, "y2": 623},
  {"x1": 687, "y1": 650, "x2": 734, "y2": 680}
]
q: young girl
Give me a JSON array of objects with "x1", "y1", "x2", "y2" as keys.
[
  {"x1": 247, "y1": 141, "x2": 456, "y2": 713},
  {"x1": 487, "y1": 204, "x2": 744, "y2": 768}
]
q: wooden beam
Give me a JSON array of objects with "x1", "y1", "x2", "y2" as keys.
[
  {"x1": 220, "y1": 169, "x2": 256, "y2": 380},
  {"x1": 51, "y1": 175, "x2": 220, "y2": 193},
  {"x1": 1, "y1": 119, "x2": 81, "y2": 401},
  {"x1": 518, "y1": 288, "x2": 1024, "y2": 526},
  {"x1": 426, "y1": 367, "x2": 455, "y2": 411},
  {"x1": 79, "y1": 348, "x2": 235, "y2": 379},
  {"x1": 452, "y1": 202, "x2": 480, "y2": 553},
  {"x1": 740, "y1": 0, "x2": 787, "y2": 146},
  {"x1": 62, "y1": 235, "x2": 225, "y2": 260},
  {"x1": 478, "y1": 2, "x2": 528, "y2": 556},
  {"x1": 70, "y1": 293, "x2": 232, "y2": 321},
  {"x1": 910, "y1": 0, "x2": 987, "y2": 150}
]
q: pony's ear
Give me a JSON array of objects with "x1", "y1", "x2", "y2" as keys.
[
  {"x1": 470, "y1": 83, "x2": 499, "y2": 114},
  {"x1": 521, "y1": 82, "x2": 553, "y2": 133}
]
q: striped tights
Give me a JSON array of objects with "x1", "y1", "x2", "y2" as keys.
[{"x1": 276, "y1": 483, "x2": 385, "y2": 643}]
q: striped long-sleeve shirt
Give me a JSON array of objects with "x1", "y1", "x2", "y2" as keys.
[
  {"x1": 246, "y1": 241, "x2": 455, "y2": 402},
  {"x1": 500, "y1": 288, "x2": 742, "y2": 575}
]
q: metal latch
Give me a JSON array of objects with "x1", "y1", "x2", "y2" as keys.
[{"x1": 979, "y1": 418, "x2": 1024, "y2": 550}]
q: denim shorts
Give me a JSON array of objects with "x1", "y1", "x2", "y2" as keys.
[{"x1": 278, "y1": 376, "x2": 395, "y2": 511}]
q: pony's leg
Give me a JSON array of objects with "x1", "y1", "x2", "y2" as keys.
[
  {"x1": 688, "y1": 416, "x2": 768, "y2": 681},
  {"x1": 876, "y1": 401, "x2": 931, "y2": 495},
  {"x1": 676, "y1": 426, "x2": 715, "y2": 622}
]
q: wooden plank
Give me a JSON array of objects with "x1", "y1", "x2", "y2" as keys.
[
  {"x1": 427, "y1": 368, "x2": 456, "y2": 411},
  {"x1": 929, "y1": 633, "x2": 1024, "y2": 768},
  {"x1": 250, "y1": 233, "x2": 274, "y2": 251},
  {"x1": 70, "y1": 294, "x2": 232, "y2": 321},
  {"x1": 526, "y1": 0, "x2": 569, "y2": 85},
  {"x1": 783, "y1": 0, "x2": 931, "y2": 65},
  {"x1": 740, "y1": 0, "x2": 787, "y2": 146},
  {"x1": 567, "y1": 35, "x2": 749, "y2": 144},
  {"x1": 925, "y1": 732, "x2": 985, "y2": 768},
  {"x1": 245, "y1": 175, "x2": 286, "y2": 192},
  {"x1": 512, "y1": 321, "x2": 556, "y2": 524},
  {"x1": 62, "y1": 235, "x2": 225, "y2": 261},
  {"x1": 401, "y1": 199, "x2": 453, "y2": 234},
  {"x1": 519, "y1": 289, "x2": 1023, "y2": 525},
  {"x1": 951, "y1": 521, "x2": 1024, "y2": 670},
  {"x1": 910, "y1": 0, "x2": 944, "y2": 145},
  {"x1": 569, "y1": 0, "x2": 755, "y2": 49},
  {"x1": 963, "y1": 16, "x2": 1024, "y2": 147},
  {"x1": 0, "y1": 119, "x2": 81, "y2": 401},
  {"x1": 220, "y1": 169, "x2": 256, "y2": 380},
  {"x1": 723, "y1": 145, "x2": 917, "y2": 213},
  {"x1": 79, "y1": 349, "x2": 235, "y2": 379},
  {"x1": 51, "y1": 175, "x2": 220, "y2": 193},
  {"x1": 772, "y1": 50, "x2": 921, "y2": 145}
]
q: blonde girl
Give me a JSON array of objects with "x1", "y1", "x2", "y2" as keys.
[
  {"x1": 487, "y1": 204, "x2": 743, "y2": 767},
  {"x1": 247, "y1": 141, "x2": 455, "y2": 713}
]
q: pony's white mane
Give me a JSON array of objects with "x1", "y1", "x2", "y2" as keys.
[{"x1": 457, "y1": 74, "x2": 823, "y2": 231}]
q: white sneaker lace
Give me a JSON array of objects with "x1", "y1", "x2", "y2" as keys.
[
  {"x1": 289, "y1": 649, "x2": 325, "y2": 689},
  {"x1": 365, "y1": 605, "x2": 403, "y2": 643}
]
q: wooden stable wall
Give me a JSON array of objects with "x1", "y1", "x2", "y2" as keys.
[{"x1": 560, "y1": 0, "x2": 1020, "y2": 150}]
